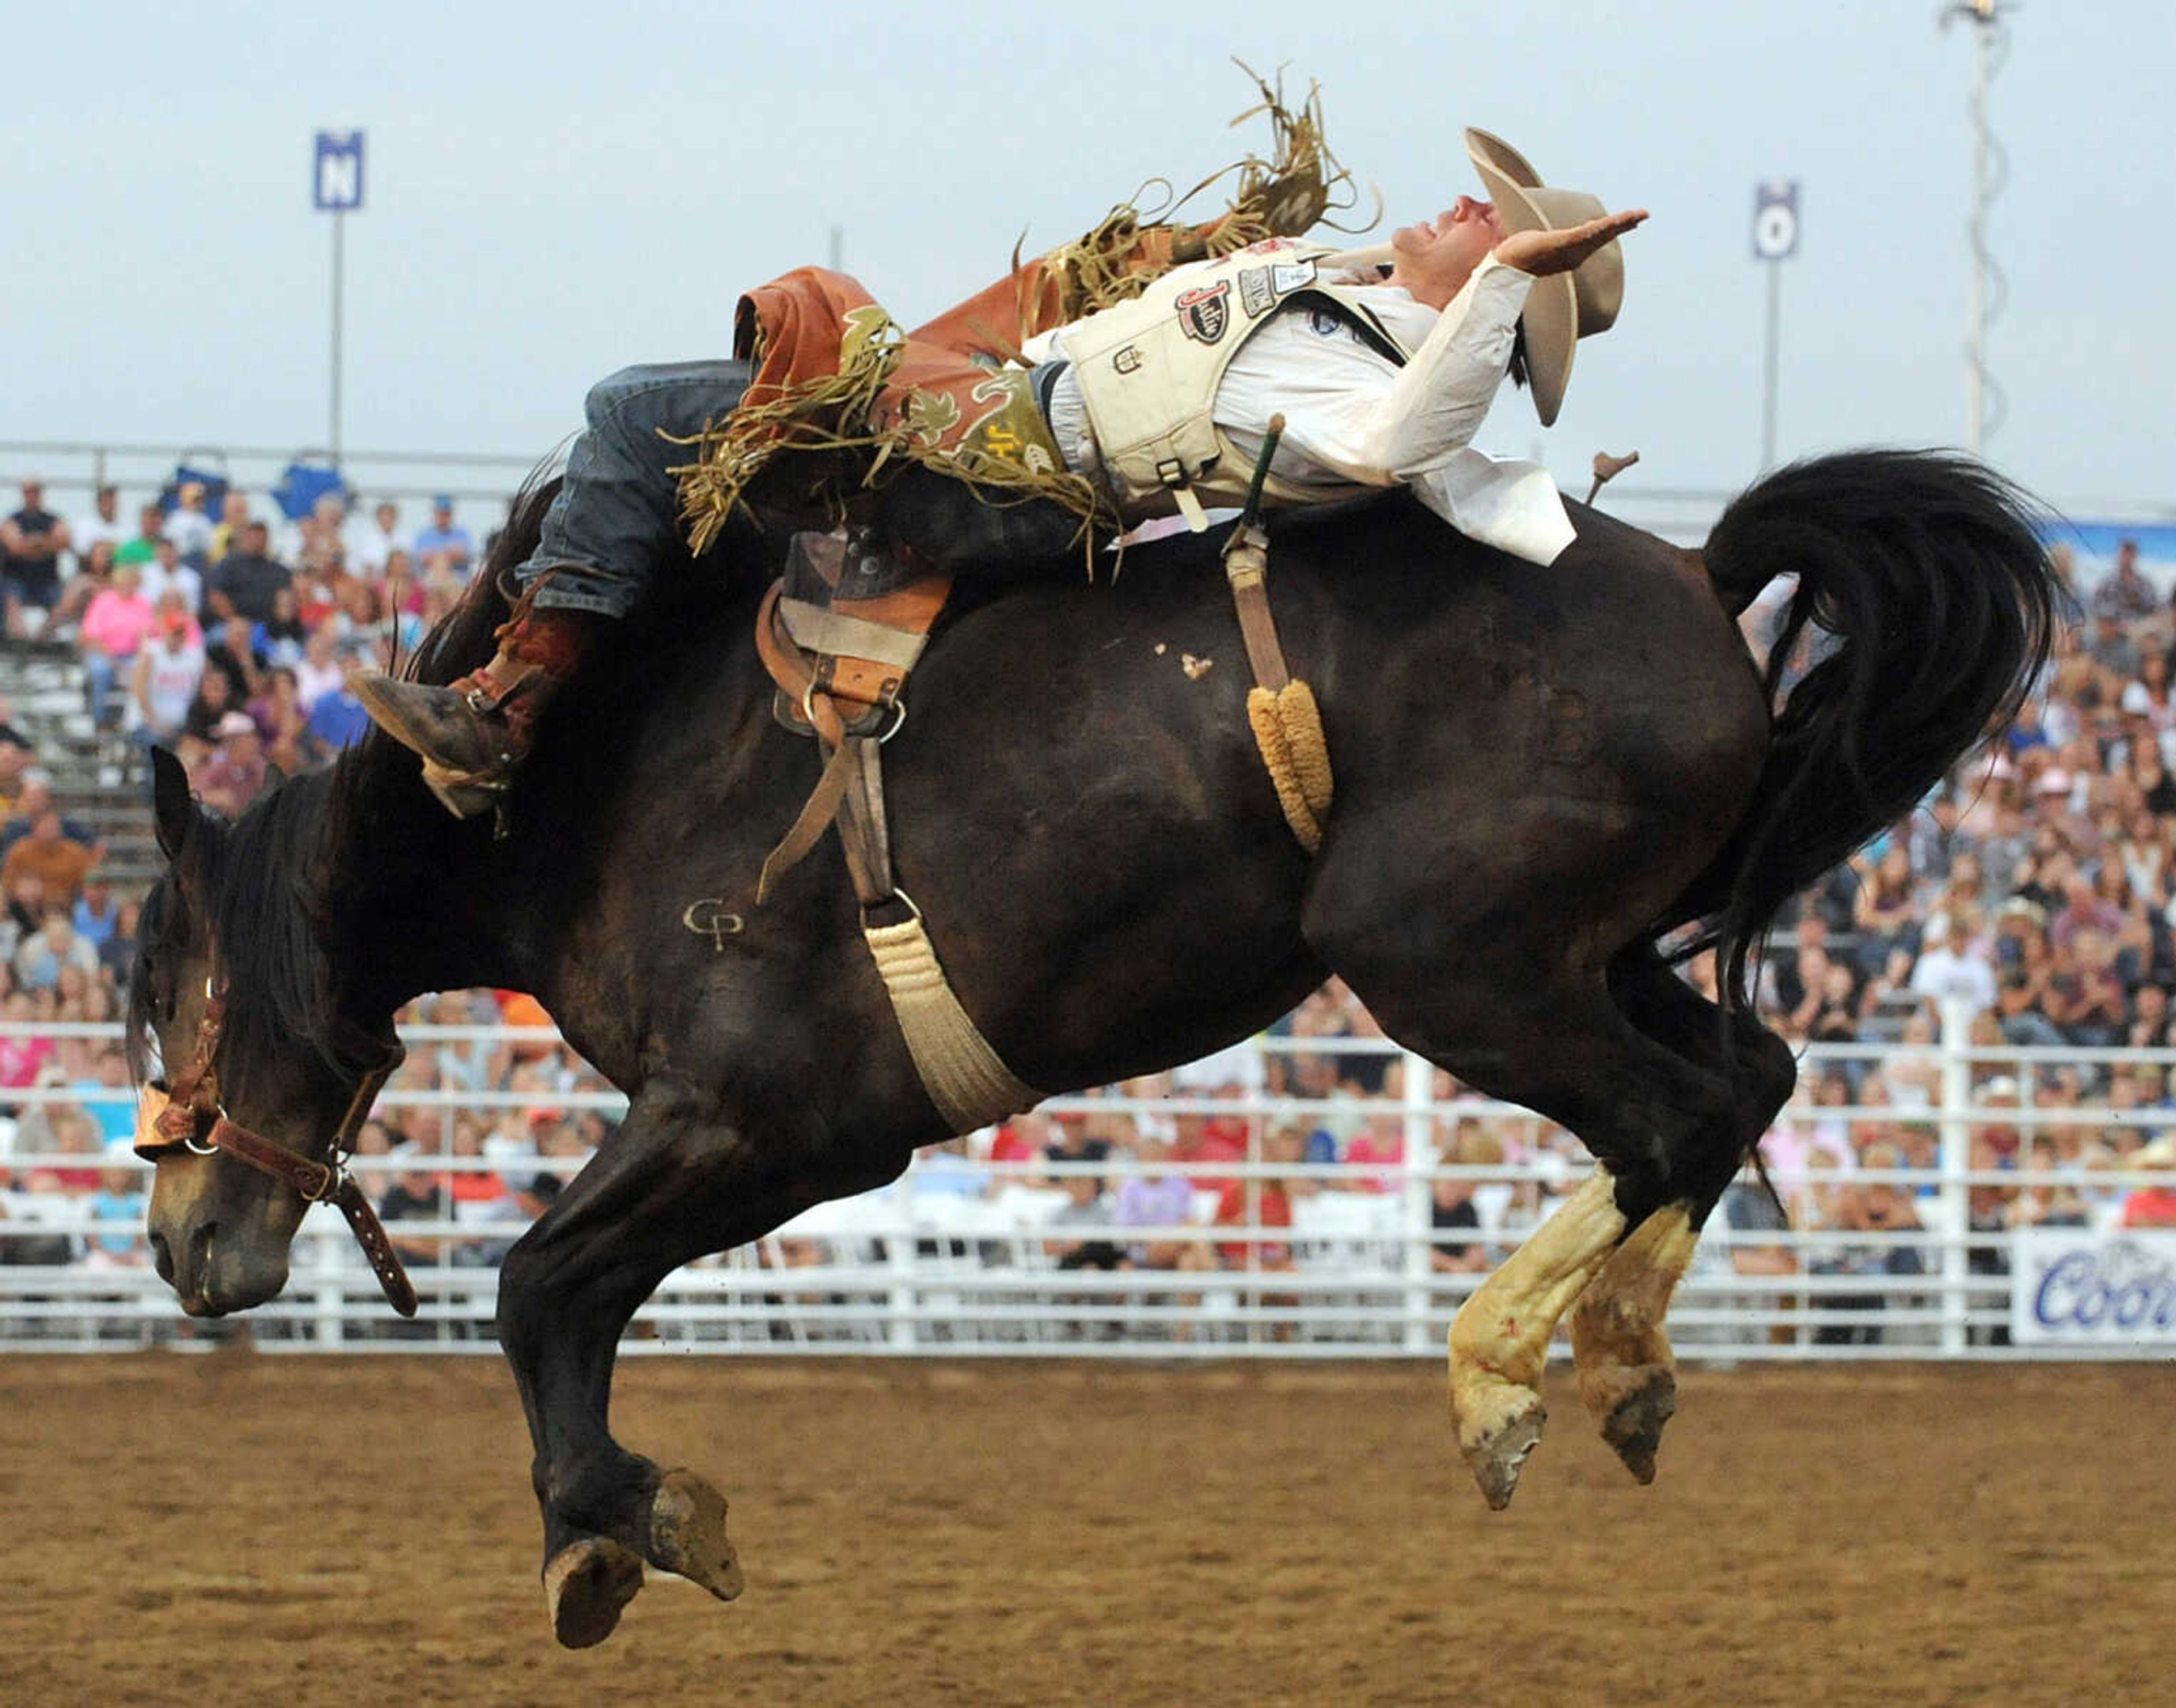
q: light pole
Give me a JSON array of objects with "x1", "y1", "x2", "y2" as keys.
[
  {"x1": 312, "y1": 130, "x2": 367, "y2": 467},
  {"x1": 1752, "y1": 181, "x2": 1800, "y2": 471},
  {"x1": 1942, "y1": 0, "x2": 2012, "y2": 455}
]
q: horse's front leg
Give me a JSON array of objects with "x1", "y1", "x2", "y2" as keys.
[{"x1": 494, "y1": 1073, "x2": 848, "y2": 1648}]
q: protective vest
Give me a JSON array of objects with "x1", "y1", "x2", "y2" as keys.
[{"x1": 1061, "y1": 239, "x2": 1418, "y2": 528}]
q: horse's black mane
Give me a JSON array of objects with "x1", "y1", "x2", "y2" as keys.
[
  {"x1": 126, "y1": 762, "x2": 364, "y2": 1085},
  {"x1": 128, "y1": 471, "x2": 577, "y2": 1090}
]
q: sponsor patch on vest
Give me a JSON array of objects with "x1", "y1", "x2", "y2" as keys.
[
  {"x1": 1175, "y1": 281, "x2": 1231, "y2": 343},
  {"x1": 1243, "y1": 236, "x2": 1300, "y2": 255},
  {"x1": 1239, "y1": 258, "x2": 1319, "y2": 320}
]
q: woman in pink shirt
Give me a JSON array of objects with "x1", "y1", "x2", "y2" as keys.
[
  {"x1": 0, "y1": 989, "x2": 54, "y2": 1090},
  {"x1": 78, "y1": 560, "x2": 155, "y2": 728}
]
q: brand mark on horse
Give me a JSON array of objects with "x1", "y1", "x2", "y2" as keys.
[{"x1": 682, "y1": 899, "x2": 746, "y2": 952}]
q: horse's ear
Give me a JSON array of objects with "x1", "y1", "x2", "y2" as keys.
[
  {"x1": 263, "y1": 761, "x2": 288, "y2": 792},
  {"x1": 150, "y1": 747, "x2": 197, "y2": 859}
]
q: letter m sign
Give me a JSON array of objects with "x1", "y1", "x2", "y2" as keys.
[{"x1": 314, "y1": 131, "x2": 366, "y2": 213}]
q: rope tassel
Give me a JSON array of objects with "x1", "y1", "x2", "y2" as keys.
[
  {"x1": 1247, "y1": 681, "x2": 1332, "y2": 853},
  {"x1": 1225, "y1": 414, "x2": 1334, "y2": 855}
]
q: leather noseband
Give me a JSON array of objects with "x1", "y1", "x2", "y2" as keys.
[{"x1": 134, "y1": 988, "x2": 418, "y2": 1318}]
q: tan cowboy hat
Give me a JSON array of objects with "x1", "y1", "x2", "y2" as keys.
[{"x1": 1464, "y1": 128, "x2": 1625, "y2": 427}]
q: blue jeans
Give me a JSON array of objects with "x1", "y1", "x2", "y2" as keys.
[
  {"x1": 84, "y1": 652, "x2": 125, "y2": 727},
  {"x1": 520, "y1": 360, "x2": 751, "y2": 618}
]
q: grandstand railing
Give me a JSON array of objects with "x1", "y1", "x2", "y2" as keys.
[
  {"x1": 0, "y1": 438, "x2": 544, "y2": 512},
  {"x1": 2, "y1": 1008, "x2": 2172, "y2": 1358},
  {"x1": 0, "y1": 440, "x2": 1736, "y2": 542}
]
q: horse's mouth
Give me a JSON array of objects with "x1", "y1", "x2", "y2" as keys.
[{"x1": 151, "y1": 1222, "x2": 270, "y2": 1317}]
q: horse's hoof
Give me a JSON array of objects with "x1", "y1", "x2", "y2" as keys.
[
  {"x1": 1453, "y1": 1380, "x2": 1547, "y2": 1511},
  {"x1": 1584, "y1": 1363, "x2": 1676, "y2": 1486},
  {"x1": 1571, "y1": 1286, "x2": 1679, "y2": 1486},
  {"x1": 544, "y1": 1537, "x2": 645, "y2": 1650},
  {"x1": 650, "y1": 1468, "x2": 745, "y2": 1603}
]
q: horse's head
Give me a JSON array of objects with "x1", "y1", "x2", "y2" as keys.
[{"x1": 131, "y1": 749, "x2": 400, "y2": 1316}]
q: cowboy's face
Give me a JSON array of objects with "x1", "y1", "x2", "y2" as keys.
[{"x1": 1389, "y1": 196, "x2": 1505, "y2": 308}]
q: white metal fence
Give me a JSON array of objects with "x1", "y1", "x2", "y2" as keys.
[{"x1": 3, "y1": 1009, "x2": 2174, "y2": 1358}]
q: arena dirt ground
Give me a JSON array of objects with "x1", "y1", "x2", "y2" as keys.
[{"x1": 2, "y1": 1355, "x2": 2166, "y2": 1707}]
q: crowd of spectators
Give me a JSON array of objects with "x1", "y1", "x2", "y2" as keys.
[
  {"x1": 0, "y1": 473, "x2": 511, "y2": 1329},
  {"x1": 2, "y1": 469, "x2": 2174, "y2": 1348},
  {"x1": 0, "y1": 475, "x2": 483, "y2": 794}
]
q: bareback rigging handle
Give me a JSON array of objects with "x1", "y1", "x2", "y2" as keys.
[
  {"x1": 1236, "y1": 412, "x2": 1286, "y2": 532},
  {"x1": 1223, "y1": 414, "x2": 1291, "y2": 691}
]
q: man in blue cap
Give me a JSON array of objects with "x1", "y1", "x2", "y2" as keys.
[{"x1": 410, "y1": 495, "x2": 474, "y2": 582}]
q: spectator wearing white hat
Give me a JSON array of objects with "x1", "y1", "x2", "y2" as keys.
[{"x1": 196, "y1": 711, "x2": 268, "y2": 817}]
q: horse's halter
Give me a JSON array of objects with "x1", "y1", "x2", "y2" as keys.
[{"x1": 133, "y1": 978, "x2": 418, "y2": 1318}]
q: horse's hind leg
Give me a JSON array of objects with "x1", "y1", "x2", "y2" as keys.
[
  {"x1": 1345, "y1": 985, "x2": 1738, "y2": 1501},
  {"x1": 1442, "y1": 1162, "x2": 1633, "y2": 1507},
  {"x1": 1308, "y1": 892, "x2": 1762, "y2": 1506},
  {"x1": 1569, "y1": 944, "x2": 1796, "y2": 1482},
  {"x1": 495, "y1": 1072, "x2": 853, "y2": 1647}
]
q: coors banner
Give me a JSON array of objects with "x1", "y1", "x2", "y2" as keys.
[{"x1": 2011, "y1": 1229, "x2": 2176, "y2": 1346}]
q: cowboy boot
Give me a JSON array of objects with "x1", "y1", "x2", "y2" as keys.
[{"x1": 352, "y1": 597, "x2": 602, "y2": 819}]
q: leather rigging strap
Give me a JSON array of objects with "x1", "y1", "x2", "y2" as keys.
[{"x1": 753, "y1": 563, "x2": 1042, "y2": 1133}]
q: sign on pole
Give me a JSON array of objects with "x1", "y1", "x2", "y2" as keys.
[
  {"x1": 313, "y1": 130, "x2": 364, "y2": 465},
  {"x1": 1752, "y1": 180, "x2": 1800, "y2": 260},
  {"x1": 1753, "y1": 180, "x2": 1800, "y2": 470},
  {"x1": 313, "y1": 130, "x2": 366, "y2": 213}
]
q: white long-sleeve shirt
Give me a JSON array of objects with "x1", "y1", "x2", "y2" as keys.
[{"x1": 1040, "y1": 253, "x2": 1575, "y2": 564}]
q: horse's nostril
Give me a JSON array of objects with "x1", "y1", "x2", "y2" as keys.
[
  {"x1": 189, "y1": 1221, "x2": 216, "y2": 1285},
  {"x1": 150, "y1": 1231, "x2": 174, "y2": 1284}
]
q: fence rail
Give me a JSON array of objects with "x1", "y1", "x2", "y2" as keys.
[
  {"x1": 3, "y1": 1009, "x2": 2174, "y2": 1358},
  {"x1": 0, "y1": 437, "x2": 543, "y2": 509}
]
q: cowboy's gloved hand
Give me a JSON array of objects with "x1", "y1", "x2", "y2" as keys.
[{"x1": 1494, "y1": 208, "x2": 1647, "y2": 277}]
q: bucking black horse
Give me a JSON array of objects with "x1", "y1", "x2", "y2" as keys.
[{"x1": 128, "y1": 438, "x2": 2056, "y2": 1646}]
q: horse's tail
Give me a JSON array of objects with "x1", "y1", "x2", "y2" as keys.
[{"x1": 1661, "y1": 448, "x2": 2064, "y2": 1011}]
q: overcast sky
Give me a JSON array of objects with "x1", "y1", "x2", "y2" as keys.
[{"x1": 4, "y1": 1, "x2": 2166, "y2": 523}]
